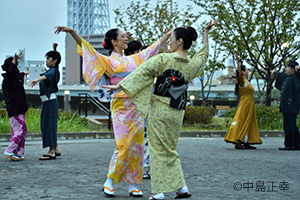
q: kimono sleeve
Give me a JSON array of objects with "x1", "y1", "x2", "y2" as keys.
[
  {"x1": 191, "y1": 44, "x2": 209, "y2": 78},
  {"x1": 119, "y1": 55, "x2": 163, "y2": 118},
  {"x1": 131, "y1": 40, "x2": 161, "y2": 65},
  {"x1": 77, "y1": 38, "x2": 111, "y2": 92},
  {"x1": 43, "y1": 68, "x2": 56, "y2": 83}
]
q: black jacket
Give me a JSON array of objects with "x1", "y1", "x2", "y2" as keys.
[
  {"x1": 2, "y1": 63, "x2": 28, "y2": 117},
  {"x1": 274, "y1": 71, "x2": 300, "y2": 114}
]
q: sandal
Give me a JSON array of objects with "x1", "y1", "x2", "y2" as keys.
[
  {"x1": 39, "y1": 155, "x2": 56, "y2": 160},
  {"x1": 149, "y1": 195, "x2": 164, "y2": 200},
  {"x1": 102, "y1": 186, "x2": 115, "y2": 197},
  {"x1": 129, "y1": 189, "x2": 143, "y2": 198},
  {"x1": 175, "y1": 192, "x2": 192, "y2": 199}
]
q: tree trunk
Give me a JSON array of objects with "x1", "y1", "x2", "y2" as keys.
[{"x1": 265, "y1": 79, "x2": 273, "y2": 107}]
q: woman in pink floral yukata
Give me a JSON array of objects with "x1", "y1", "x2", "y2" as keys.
[{"x1": 54, "y1": 26, "x2": 172, "y2": 198}]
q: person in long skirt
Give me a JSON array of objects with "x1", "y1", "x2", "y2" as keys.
[
  {"x1": 29, "y1": 43, "x2": 62, "y2": 160},
  {"x1": 54, "y1": 26, "x2": 172, "y2": 198},
  {"x1": 2, "y1": 52, "x2": 29, "y2": 161},
  {"x1": 224, "y1": 54, "x2": 262, "y2": 149},
  {"x1": 102, "y1": 19, "x2": 218, "y2": 200}
]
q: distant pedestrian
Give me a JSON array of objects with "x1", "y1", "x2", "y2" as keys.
[
  {"x1": 29, "y1": 43, "x2": 61, "y2": 160},
  {"x1": 224, "y1": 54, "x2": 262, "y2": 149},
  {"x1": 271, "y1": 60, "x2": 300, "y2": 150},
  {"x1": 2, "y1": 52, "x2": 29, "y2": 161}
]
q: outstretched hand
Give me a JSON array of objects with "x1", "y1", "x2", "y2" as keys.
[
  {"x1": 29, "y1": 80, "x2": 38, "y2": 88},
  {"x1": 54, "y1": 26, "x2": 74, "y2": 34},
  {"x1": 12, "y1": 52, "x2": 23, "y2": 64},
  {"x1": 234, "y1": 53, "x2": 241, "y2": 62},
  {"x1": 124, "y1": 31, "x2": 133, "y2": 39},
  {"x1": 164, "y1": 28, "x2": 173, "y2": 36},
  {"x1": 100, "y1": 84, "x2": 121, "y2": 93},
  {"x1": 205, "y1": 18, "x2": 218, "y2": 32}
]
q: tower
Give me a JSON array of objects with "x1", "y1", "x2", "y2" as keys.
[
  {"x1": 67, "y1": 0, "x2": 110, "y2": 35},
  {"x1": 65, "y1": 0, "x2": 110, "y2": 85}
]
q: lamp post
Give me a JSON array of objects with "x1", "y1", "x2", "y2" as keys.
[
  {"x1": 190, "y1": 95, "x2": 195, "y2": 106},
  {"x1": 64, "y1": 90, "x2": 70, "y2": 112}
]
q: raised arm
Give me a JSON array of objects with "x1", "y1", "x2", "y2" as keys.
[
  {"x1": 159, "y1": 29, "x2": 173, "y2": 45},
  {"x1": 55, "y1": 26, "x2": 82, "y2": 46},
  {"x1": 163, "y1": 29, "x2": 170, "y2": 53},
  {"x1": 203, "y1": 18, "x2": 218, "y2": 46},
  {"x1": 234, "y1": 53, "x2": 242, "y2": 77}
]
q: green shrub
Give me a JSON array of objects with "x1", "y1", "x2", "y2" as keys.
[
  {"x1": 0, "y1": 100, "x2": 6, "y2": 109},
  {"x1": 225, "y1": 104, "x2": 284, "y2": 130},
  {"x1": 183, "y1": 106, "x2": 214, "y2": 124},
  {"x1": 0, "y1": 108, "x2": 102, "y2": 133}
]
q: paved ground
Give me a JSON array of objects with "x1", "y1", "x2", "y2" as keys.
[{"x1": 1, "y1": 137, "x2": 300, "y2": 200}]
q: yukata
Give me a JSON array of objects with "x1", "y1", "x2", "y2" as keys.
[
  {"x1": 77, "y1": 39, "x2": 161, "y2": 184},
  {"x1": 2, "y1": 63, "x2": 28, "y2": 156},
  {"x1": 39, "y1": 66, "x2": 60, "y2": 148},
  {"x1": 224, "y1": 75, "x2": 262, "y2": 145},
  {"x1": 119, "y1": 44, "x2": 209, "y2": 193}
]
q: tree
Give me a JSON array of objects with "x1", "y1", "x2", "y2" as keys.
[
  {"x1": 198, "y1": 42, "x2": 225, "y2": 106},
  {"x1": 113, "y1": 0, "x2": 200, "y2": 55},
  {"x1": 191, "y1": 0, "x2": 300, "y2": 106}
]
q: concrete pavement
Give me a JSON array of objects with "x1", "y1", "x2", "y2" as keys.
[{"x1": 1, "y1": 137, "x2": 300, "y2": 200}]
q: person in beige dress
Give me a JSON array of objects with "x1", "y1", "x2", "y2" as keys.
[{"x1": 102, "y1": 19, "x2": 218, "y2": 200}]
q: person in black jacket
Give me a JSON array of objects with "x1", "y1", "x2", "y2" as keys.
[
  {"x1": 271, "y1": 60, "x2": 300, "y2": 150},
  {"x1": 2, "y1": 52, "x2": 29, "y2": 161}
]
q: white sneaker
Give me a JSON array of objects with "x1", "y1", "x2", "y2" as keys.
[
  {"x1": 4, "y1": 151, "x2": 15, "y2": 159},
  {"x1": 10, "y1": 155, "x2": 24, "y2": 161}
]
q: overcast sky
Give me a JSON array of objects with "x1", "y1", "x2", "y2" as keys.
[{"x1": 0, "y1": 0, "x2": 193, "y2": 66}]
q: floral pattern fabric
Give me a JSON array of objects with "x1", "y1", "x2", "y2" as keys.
[
  {"x1": 119, "y1": 44, "x2": 209, "y2": 193},
  {"x1": 77, "y1": 38, "x2": 161, "y2": 184},
  {"x1": 5, "y1": 114, "x2": 27, "y2": 156}
]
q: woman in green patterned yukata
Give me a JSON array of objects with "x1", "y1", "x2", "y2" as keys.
[{"x1": 102, "y1": 19, "x2": 218, "y2": 200}]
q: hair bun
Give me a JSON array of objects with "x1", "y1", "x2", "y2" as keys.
[
  {"x1": 53, "y1": 43, "x2": 58, "y2": 52},
  {"x1": 186, "y1": 27, "x2": 197, "y2": 41}
]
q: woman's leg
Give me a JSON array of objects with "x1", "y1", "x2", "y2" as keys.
[{"x1": 5, "y1": 114, "x2": 27, "y2": 156}]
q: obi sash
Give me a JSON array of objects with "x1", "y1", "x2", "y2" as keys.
[{"x1": 154, "y1": 69, "x2": 188, "y2": 110}]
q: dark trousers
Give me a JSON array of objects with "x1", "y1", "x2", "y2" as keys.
[{"x1": 283, "y1": 113, "x2": 300, "y2": 147}]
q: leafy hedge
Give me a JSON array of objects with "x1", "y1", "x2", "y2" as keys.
[
  {"x1": 225, "y1": 104, "x2": 285, "y2": 130},
  {"x1": 183, "y1": 106, "x2": 216, "y2": 124},
  {"x1": 0, "y1": 107, "x2": 101, "y2": 133}
]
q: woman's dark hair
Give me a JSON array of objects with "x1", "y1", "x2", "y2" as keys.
[
  {"x1": 1, "y1": 57, "x2": 17, "y2": 72},
  {"x1": 124, "y1": 40, "x2": 142, "y2": 56},
  {"x1": 103, "y1": 28, "x2": 120, "y2": 50},
  {"x1": 173, "y1": 27, "x2": 197, "y2": 50},
  {"x1": 45, "y1": 43, "x2": 61, "y2": 66},
  {"x1": 234, "y1": 65, "x2": 246, "y2": 97},
  {"x1": 45, "y1": 51, "x2": 61, "y2": 66}
]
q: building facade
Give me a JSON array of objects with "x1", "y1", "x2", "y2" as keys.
[
  {"x1": 67, "y1": 0, "x2": 110, "y2": 35},
  {"x1": 65, "y1": 0, "x2": 110, "y2": 85}
]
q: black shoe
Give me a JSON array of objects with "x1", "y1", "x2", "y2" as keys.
[
  {"x1": 235, "y1": 144, "x2": 247, "y2": 149},
  {"x1": 244, "y1": 143, "x2": 257, "y2": 149},
  {"x1": 278, "y1": 146, "x2": 294, "y2": 150},
  {"x1": 294, "y1": 145, "x2": 300, "y2": 150}
]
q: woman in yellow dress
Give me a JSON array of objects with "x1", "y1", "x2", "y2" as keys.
[
  {"x1": 224, "y1": 55, "x2": 262, "y2": 149},
  {"x1": 102, "y1": 19, "x2": 218, "y2": 200}
]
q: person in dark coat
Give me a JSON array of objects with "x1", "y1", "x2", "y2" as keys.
[
  {"x1": 2, "y1": 52, "x2": 29, "y2": 161},
  {"x1": 29, "y1": 43, "x2": 62, "y2": 160},
  {"x1": 271, "y1": 60, "x2": 300, "y2": 150}
]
